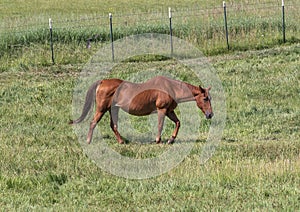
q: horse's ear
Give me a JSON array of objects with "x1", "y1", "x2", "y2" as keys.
[
  {"x1": 199, "y1": 85, "x2": 211, "y2": 94},
  {"x1": 199, "y1": 85, "x2": 205, "y2": 93}
]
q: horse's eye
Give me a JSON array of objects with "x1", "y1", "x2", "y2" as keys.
[{"x1": 204, "y1": 97, "x2": 209, "y2": 101}]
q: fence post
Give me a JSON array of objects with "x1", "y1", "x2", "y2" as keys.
[
  {"x1": 169, "y1": 7, "x2": 173, "y2": 56},
  {"x1": 281, "y1": 0, "x2": 286, "y2": 43},
  {"x1": 109, "y1": 13, "x2": 114, "y2": 61},
  {"x1": 223, "y1": 1, "x2": 229, "y2": 50},
  {"x1": 49, "y1": 18, "x2": 55, "y2": 64}
]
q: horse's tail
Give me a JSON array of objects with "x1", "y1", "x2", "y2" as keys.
[{"x1": 69, "y1": 80, "x2": 101, "y2": 125}]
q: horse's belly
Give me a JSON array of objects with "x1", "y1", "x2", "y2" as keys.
[
  {"x1": 127, "y1": 102, "x2": 157, "y2": 116},
  {"x1": 116, "y1": 89, "x2": 162, "y2": 116}
]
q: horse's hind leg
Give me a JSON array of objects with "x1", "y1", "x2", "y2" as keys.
[
  {"x1": 166, "y1": 111, "x2": 180, "y2": 144},
  {"x1": 87, "y1": 111, "x2": 105, "y2": 144},
  {"x1": 109, "y1": 107, "x2": 124, "y2": 144}
]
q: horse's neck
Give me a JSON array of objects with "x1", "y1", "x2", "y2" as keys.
[{"x1": 176, "y1": 82, "x2": 199, "y2": 103}]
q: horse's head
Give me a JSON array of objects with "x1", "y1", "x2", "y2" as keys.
[{"x1": 194, "y1": 86, "x2": 213, "y2": 119}]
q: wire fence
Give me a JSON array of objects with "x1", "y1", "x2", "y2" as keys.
[{"x1": 0, "y1": 0, "x2": 299, "y2": 60}]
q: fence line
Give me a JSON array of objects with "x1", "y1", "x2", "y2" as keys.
[
  {"x1": 2, "y1": 1, "x2": 299, "y2": 32},
  {"x1": 0, "y1": 1, "x2": 299, "y2": 61}
]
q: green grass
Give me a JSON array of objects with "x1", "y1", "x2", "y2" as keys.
[
  {"x1": 1, "y1": 0, "x2": 299, "y2": 210},
  {"x1": 0, "y1": 0, "x2": 299, "y2": 56},
  {"x1": 1, "y1": 43, "x2": 299, "y2": 210}
]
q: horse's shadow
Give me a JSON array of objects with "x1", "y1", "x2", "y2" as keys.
[{"x1": 101, "y1": 132, "x2": 208, "y2": 145}]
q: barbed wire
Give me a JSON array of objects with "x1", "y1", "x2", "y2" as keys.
[
  {"x1": 1, "y1": 1, "x2": 299, "y2": 33},
  {"x1": 0, "y1": 0, "x2": 299, "y2": 54}
]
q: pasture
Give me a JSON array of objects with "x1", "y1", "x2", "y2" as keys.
[
  {"x1": 1, "y1": 0, "x2": 300, "y2": 210},
  {"x1": 1, "y1": 43, "x2": 299, "y2": 210}
]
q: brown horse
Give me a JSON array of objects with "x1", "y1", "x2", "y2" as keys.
[{"x1": 70, "y1": 76, "x2": 213, "y2": 144}]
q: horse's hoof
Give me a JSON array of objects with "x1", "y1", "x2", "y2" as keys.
[{"x1": 167, "y1": 138, "x2": 175, "y2": 144}]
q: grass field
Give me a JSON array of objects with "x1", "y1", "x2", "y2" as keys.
[
  {"x1": 1, "y1": 43, "x2": 299, "y2": 210},
  {"x1": 1, "y1": 0, "x2": 300, "y2": 210},
  {"x1": 1, "y1": 0, "x2": 299, "y2": 56}
]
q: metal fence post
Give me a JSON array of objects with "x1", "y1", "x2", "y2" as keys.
[
  {"x1": 49, "y1": 18, "x2": 55, "y2": 64},
  {"x1": 109, "y1": 13, "x2": 114, "y2": 61},
  {"x1": 169, "y1": 7, "x2": 173, "y2": 56},
  {"x1": 282, "y1": 0, "x2": 286, "y2": 43},
  {"x1": 223, "y1": 1, "x2": 230, "y2": 50}
]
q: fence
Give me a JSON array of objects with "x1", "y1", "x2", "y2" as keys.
[{"x1": 0, "y1": 0, "x2": 299, "y2": 63}]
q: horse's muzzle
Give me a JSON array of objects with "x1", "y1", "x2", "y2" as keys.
[{"x1": 205, "y1": 112, "x2": 214, "y2": 119}]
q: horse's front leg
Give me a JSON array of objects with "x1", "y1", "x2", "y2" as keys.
[
  {"x1": 156, "y1": 109, "x2": 166, "y2": 143},
  {"x1": 109, "y1": 106, "x2": 124, "y2": 144},
  {"x1": 166, "y1": 111, "x2": 180, "y2": 144}
]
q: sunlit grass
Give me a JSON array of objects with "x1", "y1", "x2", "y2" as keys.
[
  {"x1": 0, "y1": 0, "x2": 299, "y2": 210},
  {"x1": 1, "y1": 42, "x2": 299, "y2": 210}
]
